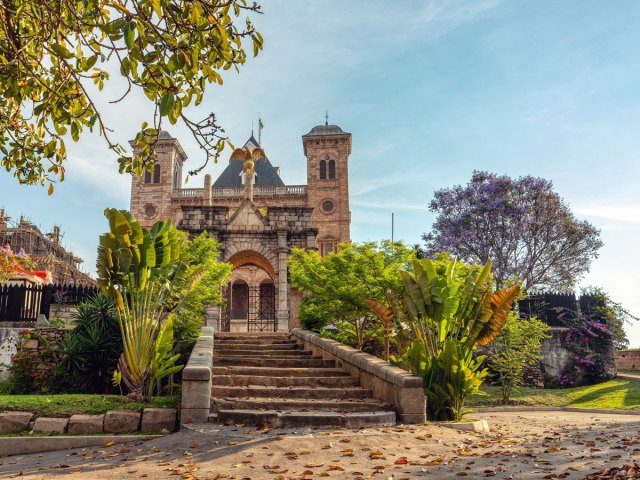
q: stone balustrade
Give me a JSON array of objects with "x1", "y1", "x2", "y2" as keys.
[{"x1": 290, "y1": 329, "x2": 426, "y2": 423}]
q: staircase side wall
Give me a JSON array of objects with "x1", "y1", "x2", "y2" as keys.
[
  {"x1": 181, "y1": 327, "x2": 214, "y2": 424},
  {"x1": 290, "y1": 329, "x2": 426, "y2": 423}
]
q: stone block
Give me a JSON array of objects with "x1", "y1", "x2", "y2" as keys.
[
  {"x1": 0, "y1": 411, "x2": 33, "y2": 433},
  {"x1": 140, "y1": 408, "x2": 177, "y2": 433},
  {"x1": 33, "y1": 417, "x2": 69, "y2": 433},
  {"x1": 23, "y1": 339, "x2": 39, "y2": 349},
  {"x1": 103, "y1": 410, "x2": 140, "y2": 434},
  {"x1": 68, "y1": 414, "x2": 104, "y2": 434}
]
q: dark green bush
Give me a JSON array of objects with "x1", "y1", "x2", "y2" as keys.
[{"x1": 57, "y1": 294, "x2": 122, "y2": 393}]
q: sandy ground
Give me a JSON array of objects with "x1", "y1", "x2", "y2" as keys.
[{"x1": 0, "y1": 411, "x2": 638, "y2": 479}]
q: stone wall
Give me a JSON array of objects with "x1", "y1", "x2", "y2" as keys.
[
  {"x1": 0, "y1": 328, "x2": 23, "y2": 380},
  {"x1": 615, "y1": 349, "x2": 640, "y2": 370},
  {"x1": 539, "y1": 327, "x2": 616, "y2": 387},
  {"x1": 48, "y1": 304, "x2": 77, "y2": 327}
]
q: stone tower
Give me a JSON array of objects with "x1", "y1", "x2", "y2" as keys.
[
  {"x1": 302, "y1": 120, "x2": 352, "y2": 256},
  {"x1": 129, "y1": 131, "x2": 187, "y2": 227}
]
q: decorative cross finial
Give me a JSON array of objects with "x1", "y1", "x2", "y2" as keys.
[{"x1": 325, "y1": 110, "x2": 329, "y2": 126}]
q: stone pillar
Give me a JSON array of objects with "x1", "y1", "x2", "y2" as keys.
[
  {"x1": 203, "y1": 174, "x2": 212, "y2": 206},
  {"x1": 276, "y1": 231, "x2": 289, "y2": 332},
  {"x1": 307, "y1": 233, "x2": 317, "y2": 250}
]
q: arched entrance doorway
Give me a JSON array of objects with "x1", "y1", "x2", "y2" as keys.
[{"x1": 223, "y1": 251, "x2": 277, "y2": 332}]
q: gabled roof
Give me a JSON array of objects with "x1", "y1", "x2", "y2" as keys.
[{"x1": 212, "y1": 137, "x2": 285, "y2": 188}]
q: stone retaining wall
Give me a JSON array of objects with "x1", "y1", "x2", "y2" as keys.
[
  {"x1": 615, "y1": 349, "x2": 640, "y2": 370},
  {"x1": 0, "y1": 408, "x2": 177, "y2": 441},
  {"x1": 181, "y1": 326, "x2": 214, "y2": 424},
  {"x1": 48, "y1": 304, "x2": 78, "y2": 327},
  {"x1": 0, "y1": 328, "x2": 22, "y2": 380},
  {"x1": 290, "y1": 329, "x2": 426, "y2": 423}
]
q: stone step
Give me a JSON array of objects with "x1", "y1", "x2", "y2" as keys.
[
  {"x1": 211, "y1": 366, "x2": 351, "y2": 377},
  {"x1": 213, "y1": 342, "x2": 300, "y2": 350},
  {"x1": 212, "y1": 356, "x2": 335, "y2": 368},
  {"x1": 212, "y1": 374, "x2": 358, "y2": 388},
  {"x1": 214, "y1": 333, "x2": 291, "y2": 341},
  {"x1": 211, "y1": 385, "x2": 371, "y2": 400},
  {"x1": 214, "y1": 349, "x2": 311, "y2": 357},
  {"x1": 216, "y1": 409, "x2": 396, "y2": 428},
  {"x1": 212, "y1": 397, "x2": 393, "y2": 413}
]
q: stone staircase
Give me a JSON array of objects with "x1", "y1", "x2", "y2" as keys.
[{"x1": 210, "y1": 333, "x2": 396, "y2": 427}]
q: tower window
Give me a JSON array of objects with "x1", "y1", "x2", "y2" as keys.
[
  {"x1": 328, "y1": 159, "x2": 336, "y2": 179},
  {"x1": 319, "y1": 160, "x2": 327, "y2": 180},
  {"x1": 144, "y1": 170, "x2": 152, "y2": 184},
  {"x1": 153, "y1": 164, "x2": 161, "y2": 183},
  {"x1": 320, "y1": 239, "x2": 337, "y2": 257}
]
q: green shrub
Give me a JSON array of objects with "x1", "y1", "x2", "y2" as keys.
[{"x1": 57, "y1": 295, "x2": 122, "y2": 394}]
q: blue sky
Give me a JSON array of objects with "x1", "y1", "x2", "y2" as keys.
[{"x1": 1, "y1": 1, "x2": 639, "y2": 344}]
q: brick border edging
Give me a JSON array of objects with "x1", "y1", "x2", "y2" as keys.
[
  {"x1": 290, "y1": 329, "x2": 426, "y2": 423},
  {"x1": 180, "y1": 326, "x2": 214, "y2": 424}
]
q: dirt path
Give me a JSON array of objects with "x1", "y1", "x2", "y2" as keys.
[{"x1": 0, "y1": 411, "x2": 638, "y2": 479}]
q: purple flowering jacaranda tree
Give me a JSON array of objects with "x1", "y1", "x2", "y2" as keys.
[{"x1": 423, "y1": 171, "x2": 603, "y2": 292}]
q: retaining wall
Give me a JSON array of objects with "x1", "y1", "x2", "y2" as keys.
[
  {"x1": 181, "y1": 326, "x2": 214, "y2": 424},
  {"x1": 615, "y1": 349, "x2": 640, "y2": 370},
  {"x1": 290, "y1": 329, "x2": 426, "y2": 423}
]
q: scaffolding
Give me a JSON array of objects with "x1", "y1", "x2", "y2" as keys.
[{"x1": 0, "y1": 209, "x2": 96, "y2": 287}]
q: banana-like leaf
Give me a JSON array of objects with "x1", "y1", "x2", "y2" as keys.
[
  {"x1": 469, "y1": 284, "x2": 520, "y2": 346},
  {"x1": 401, "y1": 271, "x2": 426, "y2": 317},
  {"x1": 364, "y1": 298, "x2": 395, "y2": 325}
]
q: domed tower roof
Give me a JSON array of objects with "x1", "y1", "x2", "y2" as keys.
[
  {"x1": 303, "y1": 124, "x2": 348, "y2": 136},
  {"x1": 303, "y1": 112, "x2": 351, "y2": 137}
]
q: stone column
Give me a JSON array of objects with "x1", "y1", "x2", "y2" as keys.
[
  {"x1": 203, "y1": 174, "x2": 212, "y2": 206},
  {"x1": 276, "y1": 231, "x2": 289, "y2": 332}
]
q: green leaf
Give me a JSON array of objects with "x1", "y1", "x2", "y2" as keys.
[
  {"x1": 51, "y1": 43, "x2": 74, "y2": 60},
  {"x1": 159, "y1": 92, "x2": 175, "y2": 116},
  {"x1": 70, "y1": 122, "x2": 80, "y2": 142},
  {"x1": 125, "y1": 21, "x2": 136, "y2": 50}
]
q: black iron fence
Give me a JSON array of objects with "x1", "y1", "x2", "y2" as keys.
[
  {"x1": 0, "y1": 284, "x2": 99, "y2": 322},
  {"x1": 518, "y1": 292, "x2": 605, "y2": 327}
]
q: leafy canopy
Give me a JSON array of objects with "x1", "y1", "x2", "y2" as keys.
[
  {"x1": 0, "y1": 0, "x2": 263, "y2": 192},
  {"x1": 288, "y1": 241, "x2": 415, "y2": 349},
  {"x1": 423, "y1": 171, "x2": 603, "y2": 291}
]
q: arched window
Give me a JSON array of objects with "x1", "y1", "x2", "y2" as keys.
[
  {"x1": 328, "y1": 159, "x2": 336, "y2": 179},
  {"x1": 144, "y1": 170, "x2": 152, "y2": 184},
  {"x1": 319, "y1": 160, "x2": 327, "y2": 179},
  {"x1": 153, "y1": 164, "x2": 161, "y2": 183},
  {"x1": 319, "y1": 238, "x2": 337, "y2": 257}
]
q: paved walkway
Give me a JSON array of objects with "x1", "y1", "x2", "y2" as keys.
[{"x1": 0, "y1": 410, "x2": 638, "y2": 479}]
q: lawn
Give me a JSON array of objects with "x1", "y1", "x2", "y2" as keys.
[
  {"x1": 0, "y1": 394, "x2": 179, "y2": 416},
  {"x1": 469, "y1": 378, "x2": 640, "y2": 410}
]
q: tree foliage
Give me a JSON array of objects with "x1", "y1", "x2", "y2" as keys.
[
  {"x1": 423, "y1": 171, "x2": 603, "y2": 291},
  {"x1": 169, "y1": 231, "x2": 231, "y2": 351},
  {"x1": 288, "y1": 241, "x2": 415, "y2": 350},
  {"x1": 487, "y1": 313, "x2": 550, "y2": 404},
  {"x1": 0, "y1": 0, "x2": 263, "y2": 190}
]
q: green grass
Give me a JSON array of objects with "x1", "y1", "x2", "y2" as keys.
[
  {"x1": 0, "y1": 394, "x2": 179, "y2": 416},
  {"x1": 468, "y1": 378, "x2": 640, "y2": 410},
  {"x1": 617, "y1": 369, "x2": 640, "y2": 376}
]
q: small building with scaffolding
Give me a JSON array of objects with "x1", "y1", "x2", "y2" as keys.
[{"x1": 0, "y1": 209, "x2": 96, "y2": 287}]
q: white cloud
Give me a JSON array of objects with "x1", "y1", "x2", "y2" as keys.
[{"x1": 576, "y1": 206, "x2": 640, "y2": 224}]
